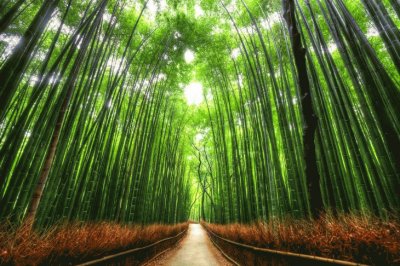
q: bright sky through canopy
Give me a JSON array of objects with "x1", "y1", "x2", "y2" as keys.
[
  {"x1": 184, "y1": 49, "x2": 195, "y2": 63},
  {"x1": 184, "y1": 82, "x2": 203, "y2": 105}
]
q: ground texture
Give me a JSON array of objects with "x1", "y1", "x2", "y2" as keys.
[{"x1": 146, "y1": 224, "x2": 232, "y2": 266}]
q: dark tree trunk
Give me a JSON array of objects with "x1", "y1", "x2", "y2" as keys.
[
  {"x1": 24, "y1": 0, "x2": 107, "y2": 227},
  {"x1": 201, "y1": 190, "x2": 206, "y2": 221},
  {"x1": 283, "y1": 0, "x2": 323, "y2": 218},
  {"x1": 0, "y1": 0, "x2": 25, "y2": 34},
  {"x1": 390, "y1": 0, "x2": 400, "y2": 18},
  {"x1": 0, "y1": 0, "x2": 59, "y2": 118}
]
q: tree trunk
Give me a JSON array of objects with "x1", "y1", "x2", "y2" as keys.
[
  {"x1": 283, "y1": 0, "x2": 323, "y2": 218},
  {"x1": 24, "y1": 0, "x2": 107, "y2": 228},
  {"x1": 0, "y1": 0, "x2": 59, "y2": 118},
  {"x1": 0, "y1": 0, "x2": 25, "y2": 34},
  {"x1": 201, "y1": 190, "x2": 206, "y2": 221},
  {"x1": 24, "y1": 88, "x2": 70, "y2": 226},
  {"x1": 390, "y1": 0, "x2": 400, "y2": 18}
]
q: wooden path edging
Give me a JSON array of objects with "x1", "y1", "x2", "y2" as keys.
[
  {"x1": 204, "y1": 225, "x2": 369, "y2": 266},
  {"x1": 77, "y1": 229, "x2": 187, "y2": 266}
]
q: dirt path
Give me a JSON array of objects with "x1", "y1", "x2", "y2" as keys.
[{"x1": 146, "y1": 224, "x2": 232, "y2": 266}]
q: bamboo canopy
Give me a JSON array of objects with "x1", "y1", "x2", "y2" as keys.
[{"x1": 0, "y1": 0, "x2": 399, "y2": 228}]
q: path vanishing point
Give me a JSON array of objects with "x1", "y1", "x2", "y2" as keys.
[{"x1": 146, "y1": 224, "x2": 231, "y2": 266}]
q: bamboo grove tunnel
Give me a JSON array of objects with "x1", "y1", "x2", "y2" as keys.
[{"x1": 0, "y1": 0, "x2": 399, "y2": 265}]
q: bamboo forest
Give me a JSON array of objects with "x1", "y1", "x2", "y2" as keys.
[{"x1": 0, "y1": 0, "x2": 399, "y2": 265}]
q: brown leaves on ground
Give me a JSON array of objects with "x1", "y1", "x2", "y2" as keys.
[
  {"x1": 203, "y1": 214, "x2": 400, "y2": 265},
  {"x1": 0, "y1": 221, "x2": 188, "y2": 265}
]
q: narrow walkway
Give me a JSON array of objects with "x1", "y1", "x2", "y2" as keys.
[{"x1": 147, "y1": 224, "x2": 231, "y2": 266}]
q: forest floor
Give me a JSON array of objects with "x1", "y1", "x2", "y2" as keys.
[
  {"x1": 146, "y1": 223, "x2": 232, "y2": 266},
  {"x1": 0, "y1": 221, "x2": 188, "y2": 265},
  {"x1": 203, "y1": 214, "x2": 400, "y2": 265}
]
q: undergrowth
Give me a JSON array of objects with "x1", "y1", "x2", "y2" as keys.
[
  {"x1": 203, "y1": 214, "x2": 400, "y2": 265},
  {"x1": 0, "y1": 221, "x2": 188, "y2": 265}
]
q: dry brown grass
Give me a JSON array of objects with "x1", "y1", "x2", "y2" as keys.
[
  {"x1": 0, "y1": 221, "x2": 188, "y2": 265},
  {"x1": 203, "y1": 214, "x2": 400, "y2": 265}
]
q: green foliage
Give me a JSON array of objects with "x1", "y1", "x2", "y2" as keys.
[{"x1": 0, "y1": 0, "x2": 399, "y2": 228}]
